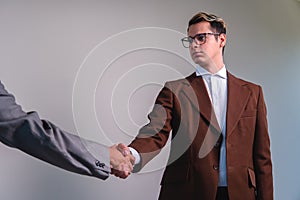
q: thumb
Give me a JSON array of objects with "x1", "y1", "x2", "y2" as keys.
[{"x1": 117, "y1": 143, "x2": 130, "y2": 156}]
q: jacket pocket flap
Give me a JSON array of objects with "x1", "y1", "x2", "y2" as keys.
[{"x1": 241, "y1": 109, "x2": 257, "y2": 118}]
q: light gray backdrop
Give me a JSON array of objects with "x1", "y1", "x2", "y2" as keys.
[{"x1": 0, "y1": 0, "x2": 299, "y2": 200}]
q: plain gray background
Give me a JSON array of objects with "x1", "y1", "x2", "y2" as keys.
[{"x1": 0, "y1": 0, "x2": 299, "y2": 199}]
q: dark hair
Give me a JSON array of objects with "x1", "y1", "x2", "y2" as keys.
[{"x1": 187, "y1": 12, "x2": 226, "y2": 34}]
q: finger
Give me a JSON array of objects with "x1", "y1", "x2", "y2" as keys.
[
  {"x1": 112, "y1": 169, "x2": 130, "y2": 179},
  {"x1": 128, "y1": 154, "x2": 136, "y2": 165},
  {"x1": 120, "y1": 162, "x2": 132, "y2": 177},
  {"x1": 117, "y1": 143, "x2": 130, "y2": 156}
]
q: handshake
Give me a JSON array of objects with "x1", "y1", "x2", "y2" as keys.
[{"x1": 109, "y1": 143, "x2": 135, "y2": 179}]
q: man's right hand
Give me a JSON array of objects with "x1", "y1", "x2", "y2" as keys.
[{"x1": 109, "y1": 143, "x2": 135, "y2": 179}]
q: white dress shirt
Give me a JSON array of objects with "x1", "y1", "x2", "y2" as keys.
[{"x1": 196, "y1": 65, "x2": 228, "y2": 186}]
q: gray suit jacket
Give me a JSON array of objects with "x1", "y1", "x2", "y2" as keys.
[{"x1": 0, "y1": 81, "x2": 110, "y2": 180}]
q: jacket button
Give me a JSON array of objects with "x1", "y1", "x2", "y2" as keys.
[
  {"x1": 95, "y1": 160, "x2": 105, "y2": 168},
  {"x1": 213, "y1": 165, "x2": 219, "y2": 170}
]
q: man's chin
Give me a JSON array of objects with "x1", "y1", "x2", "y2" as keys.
[{"x1": 193, "y1": 59, "x2": 205, "y2": 66}]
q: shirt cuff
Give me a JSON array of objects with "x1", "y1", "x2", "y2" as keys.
[{"x1": 129, "y1": 147, "x2": 141, "y2": 165}]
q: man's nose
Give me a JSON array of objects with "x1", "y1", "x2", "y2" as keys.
[
  {"x1": 191, "y1": 40, "x2": 201, "y2": 49},
  {"x1": 191, "y1": 38, "x2": 201, "y2": 48}
]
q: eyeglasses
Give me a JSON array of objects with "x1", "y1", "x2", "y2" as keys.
[{"x1": 181, "y1": 33, "x2": 220, "y2": 48}]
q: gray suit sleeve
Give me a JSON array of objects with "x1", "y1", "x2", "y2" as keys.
[{"x1": 0, "y1": 81, "x2": 110, "y2": 180}]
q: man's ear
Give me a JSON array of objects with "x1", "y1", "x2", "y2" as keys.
[{"x1": 219, "y1": 33, "x2": 226, "y2": 48}]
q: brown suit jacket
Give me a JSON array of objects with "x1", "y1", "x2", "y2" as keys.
[{"x1": 129, "y1": 72, "x2": 273, "y2": 200}]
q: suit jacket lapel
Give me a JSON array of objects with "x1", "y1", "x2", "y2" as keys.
[
  {"x1": 184, "y1": 73, "x2": 221, "y2": 133},
  {"x1": 226, "y1": 72, "x2": 251, "y2": 137},
  {"x1": 183, "y1": 73, "x2": 222, "y2": 158}
]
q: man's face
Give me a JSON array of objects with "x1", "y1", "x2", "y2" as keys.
[{"x1": 188, "y1": 21, "x2": 225, "y2": 67}]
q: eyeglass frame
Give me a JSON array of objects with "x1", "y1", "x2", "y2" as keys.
[{"x1": 181, "y1": 32, "x2": 221, "y2": 48}]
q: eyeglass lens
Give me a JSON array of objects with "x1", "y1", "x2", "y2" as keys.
[{"x1": 194, "y1": 34, "x2": 206, "y2": 43}]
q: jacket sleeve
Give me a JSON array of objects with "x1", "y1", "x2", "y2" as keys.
[
  {"x1": 129, "y1": 82, "x2": 174, "y2": 170},
  {"x1": 0, "y1": 81, "x2": 110, "y2": 180},
  {"x1": 253, "y1": 86, "x2": 273, "y2": 199}
]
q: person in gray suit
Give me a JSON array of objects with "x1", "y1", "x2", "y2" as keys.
[{"x1": 0, "y1": 81, "x2": 134, "y2": 180}]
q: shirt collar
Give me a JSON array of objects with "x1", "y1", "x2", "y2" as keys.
[{"x1": 196, "y1": 65, "x2": 227, "y2": 79}]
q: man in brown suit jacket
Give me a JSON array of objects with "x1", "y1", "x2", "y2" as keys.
[{"x1": 124, "y1": 12, "x2": 273, "y2": 200}]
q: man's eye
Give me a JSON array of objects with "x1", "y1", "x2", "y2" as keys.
[{"x1": 196, "y1": 34, "x2": 205, "y2": 42}]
